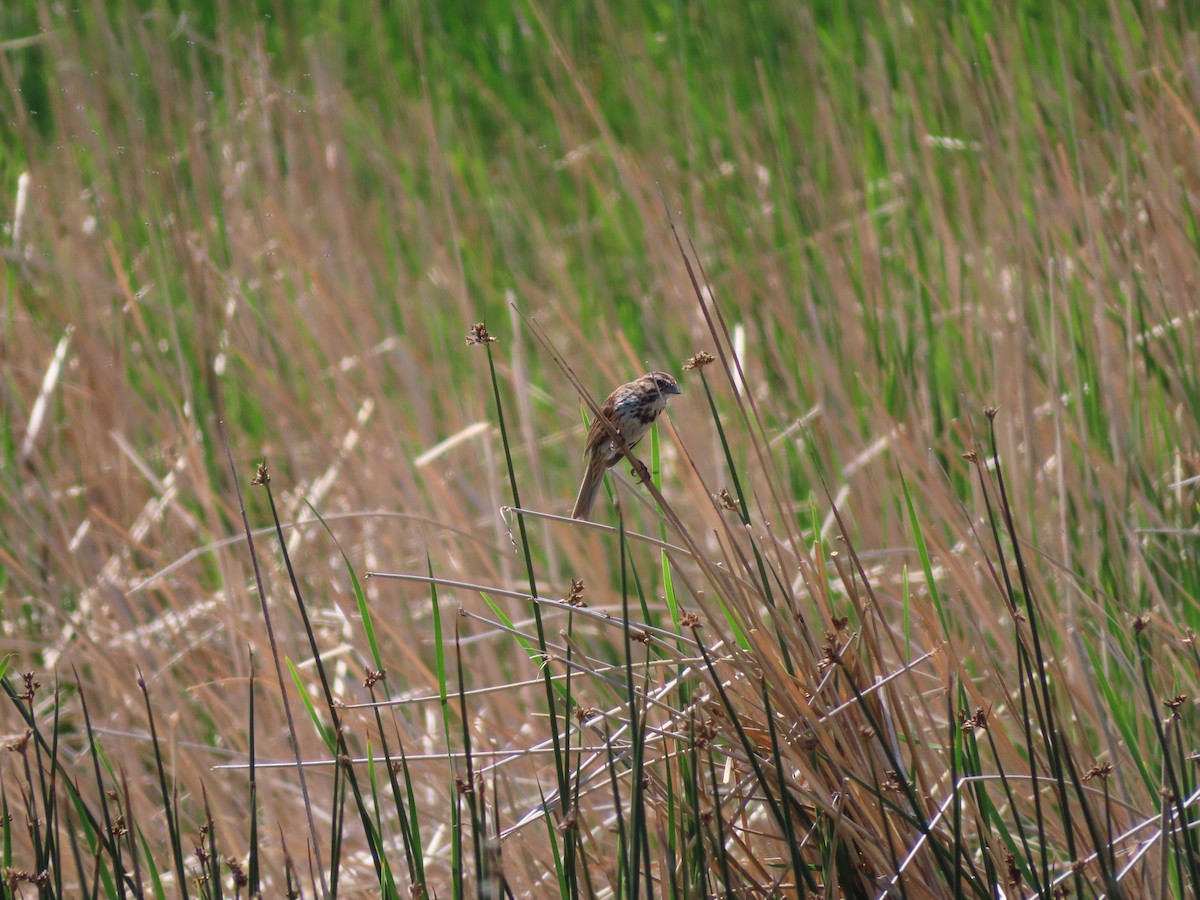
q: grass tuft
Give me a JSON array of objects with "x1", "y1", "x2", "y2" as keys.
[{"x1": 4, "y1": 1, "x2": 1200, "y2": 895}]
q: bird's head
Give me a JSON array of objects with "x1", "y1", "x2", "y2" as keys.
[{"x1": 647, "y1": 371, "x2": 682, "y2": 396}]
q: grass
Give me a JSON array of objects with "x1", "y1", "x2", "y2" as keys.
[{"x1": 3, "y1": 0, "x2": 1200, "y2": 896}]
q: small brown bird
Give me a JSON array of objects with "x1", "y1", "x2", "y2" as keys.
[{"x1": 571, "y1": 371, "x2": 682, "y2": 520}]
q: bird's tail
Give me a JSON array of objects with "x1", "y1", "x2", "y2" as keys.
[{"x1": 571, "y1": 454, "x2": 607, "y2": 520}]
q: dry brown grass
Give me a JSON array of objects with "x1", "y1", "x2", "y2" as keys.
[{"x1": 2, "y1": 2, "x2": 1200, "y2": 896}]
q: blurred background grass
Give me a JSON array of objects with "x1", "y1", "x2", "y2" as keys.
[{"x1": 3, "y1": 0, "x2": 1200, "y2": 895}]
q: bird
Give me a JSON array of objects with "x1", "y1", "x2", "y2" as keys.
[{"x1": 571, "y1": 371, "x2": 682, "y2": 520}]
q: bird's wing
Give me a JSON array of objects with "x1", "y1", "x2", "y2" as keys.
[{"x1": 581, "y1": 393, "x2": 618, "y2": 458}]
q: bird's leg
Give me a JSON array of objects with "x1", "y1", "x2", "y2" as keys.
[
  {"x1": 612, "y1": 434, "x2": 651, "y2": 485},
  {"x1": 629, "y1": 458, "x2": 652, "y2": 485}
]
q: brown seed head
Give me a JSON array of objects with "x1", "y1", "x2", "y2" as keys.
[{"x1": 466, "y1": 322, "x2": 496, "y2": 345}]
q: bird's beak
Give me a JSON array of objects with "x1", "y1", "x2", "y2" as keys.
[{"x1": 668, "y1": 383, "x2": 682, "y2": 395}]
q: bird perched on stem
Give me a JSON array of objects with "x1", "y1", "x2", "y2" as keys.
[{"x1": 571, "y1": 371, "x2": 682, "y2": 520}]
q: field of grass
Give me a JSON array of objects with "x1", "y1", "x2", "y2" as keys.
[{"x1": 3, "y1": 0, "x2": 1200, "y2": 896}]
